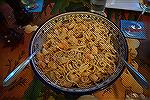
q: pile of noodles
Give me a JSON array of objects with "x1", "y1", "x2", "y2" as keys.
[{"x1": 36, "y1": 16, "x2": 117, "y2": 88}]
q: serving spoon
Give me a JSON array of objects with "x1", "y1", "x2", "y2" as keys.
[
  {"x1": 120, "y1": 56, "x2": 149, "y2": 89},
  {"x1": 3, "y1": 50, "x2": 38, "y2": 87}
]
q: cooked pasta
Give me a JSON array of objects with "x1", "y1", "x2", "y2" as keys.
[{"x1": 36, "y1": 16, "x2": 117, "y2": 88}]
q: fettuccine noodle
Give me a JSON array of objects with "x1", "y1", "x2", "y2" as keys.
[{"x1": 36, "y1": 16, "x2": 117, "y2": 88}]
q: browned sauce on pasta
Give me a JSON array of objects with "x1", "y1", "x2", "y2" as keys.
[{"x1": 36, "y1": 16, "x2": 117, "y2": 88}]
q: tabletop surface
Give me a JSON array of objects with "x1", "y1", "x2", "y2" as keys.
[{"x1": 0, "y1": 7, "x2": 150, "y2": 100}]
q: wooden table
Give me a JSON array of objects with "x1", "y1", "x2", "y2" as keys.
[{"x1": 0, "y1": 8, "x2": 150, "y2": 99}]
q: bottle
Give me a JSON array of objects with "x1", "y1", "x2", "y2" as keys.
[{"x1": 90, "y1": 0, "x2": 107, "y2": 16}]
